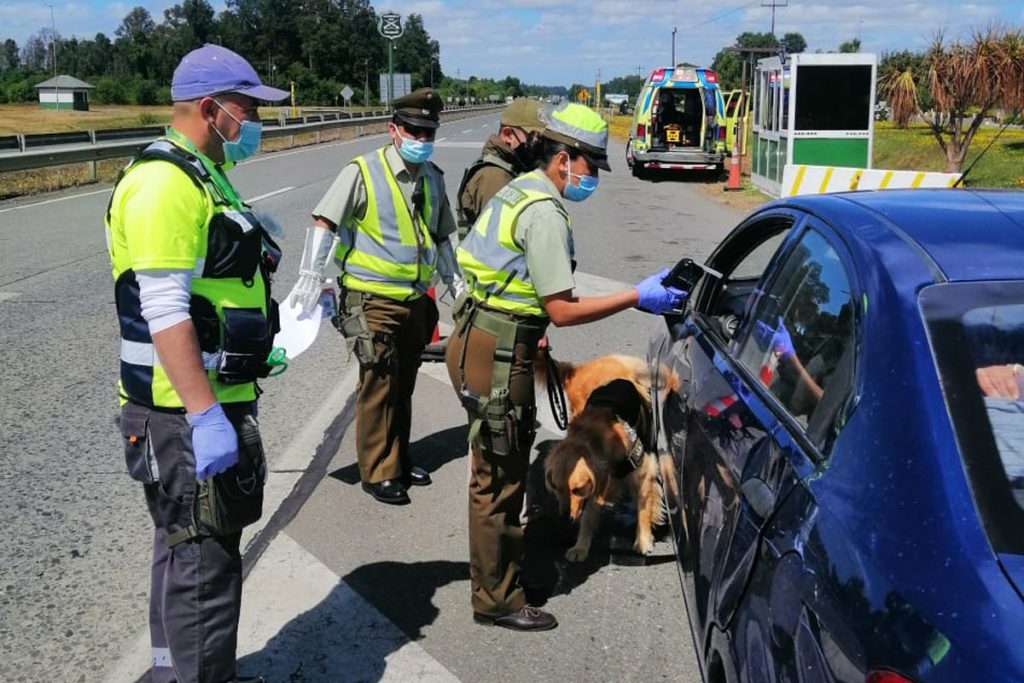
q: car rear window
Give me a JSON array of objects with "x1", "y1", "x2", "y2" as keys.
[{"x1": 920, "y1": 282, "x2": 1024, "y2": 555}]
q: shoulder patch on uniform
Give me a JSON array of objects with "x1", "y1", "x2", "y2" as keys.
[{"x1": 495, "y1": 184, "x2": 528, "y2": 206}]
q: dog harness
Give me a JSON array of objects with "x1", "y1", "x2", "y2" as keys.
[{"x1": 584, "y1": 378, "x2": 650, "y2": 477}]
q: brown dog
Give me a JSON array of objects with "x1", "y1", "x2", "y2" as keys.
[{"x1": 537, "y1": 350, "x2": 679, "y2": 562}]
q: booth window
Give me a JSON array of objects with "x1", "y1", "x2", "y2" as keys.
[{"x1": 794, "y1": 65, "x2": 872, "y2": 131}]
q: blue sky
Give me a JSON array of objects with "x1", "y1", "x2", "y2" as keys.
[{"x1": 2, "y1": 0, "x2": 1021, "y2": 86}]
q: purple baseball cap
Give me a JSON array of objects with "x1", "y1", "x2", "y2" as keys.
[{"x1": 171, "y1": 44, "x2": 289, "y2": 102}]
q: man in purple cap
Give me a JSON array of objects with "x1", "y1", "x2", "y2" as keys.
[{"x1": 104, "y1": 43, "x2": 287, "y2": 683}]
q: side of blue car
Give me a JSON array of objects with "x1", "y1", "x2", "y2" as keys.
[{"x1": 650, "y1": 190, "x2": 1024, "y2": 683}]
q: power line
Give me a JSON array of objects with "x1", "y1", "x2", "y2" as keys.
[{"x1": 683, "y1": 1, "x2": 759, "y2": 33}]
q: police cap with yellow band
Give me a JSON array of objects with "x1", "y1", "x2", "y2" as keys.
[
  {"x1": 392, "y1": 87, "x2": 443, "y2": 130},
  {"x1": 541, "y1": 102, "x2": 611, "y2": 171}
]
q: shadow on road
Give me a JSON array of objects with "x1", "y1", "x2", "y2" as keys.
[
  {"x1": 328, "y1": 424, "x2": 470, "y2": 485},
  {"x1": 237, "y1": 559, "x2": 469, "y2": 683}
]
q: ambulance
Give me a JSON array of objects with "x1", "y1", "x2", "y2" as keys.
[{"x1": 626, "y1": 66, "x2": 726, "y2": 177}]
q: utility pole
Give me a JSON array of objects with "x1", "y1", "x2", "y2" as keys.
[
  {"x1": 760, "y1": 0, "x2": 788, "y2": 38},
  {"x1": 47, "y1": 3, "x2": 58, "y2": 112},
  {"x1": 595, "y1": 68, "x2": 601, "y2": 113},
  {"x1": 363, "y1": 59, "x2": 370, "y2": 107},
  {"x1": 671, "y1": 27, "x2": 677, "y2": 67}
]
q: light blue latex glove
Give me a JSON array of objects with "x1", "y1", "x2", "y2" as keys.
[
  {"x1": 635, "y1": 268, "x2": 687, "y2": 314},
  {"x1": 187, "y1": 403, "x2": 239, "y2": 480},
  {"x1": 754, "y1": 316, "x2": 795, "y2": 359}
]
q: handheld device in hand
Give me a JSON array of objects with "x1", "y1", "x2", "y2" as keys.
[{"x1": 662, "y1": 258, "x2": 721, "y2": 292}]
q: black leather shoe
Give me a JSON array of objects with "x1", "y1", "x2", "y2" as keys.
[
  {"x1": 403, "y1": 466, "x2": 432, "y2": 487},
  {"x1": 420, "y1": 339, "x2": 448, "y2": 363},
  {"x1": 473, "y1": 605, "x2": 558, "y2": 631},
  {"x1": 362, "y1": 479, "x2": 410, "y2": 505}
]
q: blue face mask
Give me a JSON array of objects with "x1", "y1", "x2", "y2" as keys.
[
  {"x1": 396, "y1": 132, "x2": 434, "y2": 164},
  {"x1": 213, "y1": 100, "x2": 262, "y2": 163},
  {"x1": 563, "y1": 168, "x2": 599, "y2": 202}
]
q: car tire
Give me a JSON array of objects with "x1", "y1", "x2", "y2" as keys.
[{"x1": 632, "y1": 163, "x2": 646, "y2": 180}]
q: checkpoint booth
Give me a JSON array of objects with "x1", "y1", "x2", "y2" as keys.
[{"x1": 751, "y1": 53, "x2": 877, "y2": 196}]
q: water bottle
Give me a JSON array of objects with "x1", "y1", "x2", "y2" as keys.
[{"x1": 319, "y1": 279, "x2": 337, "y2": 321}]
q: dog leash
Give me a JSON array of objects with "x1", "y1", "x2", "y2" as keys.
[{"x1": 545, "y1": 348, "x2": 569, "y2": 431}]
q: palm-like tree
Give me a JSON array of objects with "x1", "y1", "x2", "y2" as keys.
[
  {"x1": 883, "y1": 69, "x2": 919, "y2": 129},
  {"x1": 926, "y1": 29, "x2": 1024, "y2": 173}
]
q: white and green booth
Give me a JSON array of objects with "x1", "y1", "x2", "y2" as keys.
[{"x1": 751, "y1": 53, "x2": 877, "y2": 196}]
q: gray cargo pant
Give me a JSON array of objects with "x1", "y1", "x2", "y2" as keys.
[{"x1": 120, "y1": 402, "x2": 251, "y2": 683}]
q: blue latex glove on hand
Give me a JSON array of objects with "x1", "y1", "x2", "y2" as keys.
[
  {"x1": 187, "y1": 402, "x2": 239, "y2": 480},
  {"x1": 754, "y1": 316, "x2": 795, "y2": 359},
  {"x1": 635, "y1": 268, "x2": 687, "y2": 315}
]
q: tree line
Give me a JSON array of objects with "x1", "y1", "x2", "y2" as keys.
[{"x1": 0, "y1": 0, "x2": 524, "y2": 107}]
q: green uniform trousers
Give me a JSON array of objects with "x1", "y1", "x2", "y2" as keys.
[
  {"x1": 355, "y1": 293, "x2": 430, "y2": 484},
  {"x1": 445, "y1": 306, "x2": 545, "y2": 617}
]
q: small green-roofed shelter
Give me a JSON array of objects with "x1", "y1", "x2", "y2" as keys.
[{"x1": 34, "y1": 75, "x2": 95, "y2": 111}]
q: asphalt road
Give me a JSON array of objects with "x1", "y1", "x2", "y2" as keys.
[{"x1": 0, "y1": 112, "x2": 742, "y2": 682}]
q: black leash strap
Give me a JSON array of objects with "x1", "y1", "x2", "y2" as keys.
[{"x1": 545, "y1": 350, "x2": 569, "y2": 431}]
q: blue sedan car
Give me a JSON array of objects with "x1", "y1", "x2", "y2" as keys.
[{"x1": 648, "y1": 190, "x2": 1024, "y2": 682}]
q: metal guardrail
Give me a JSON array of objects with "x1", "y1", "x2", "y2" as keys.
[{"x1": 0, "y1": 105, "x2": 502, "y2": 175}]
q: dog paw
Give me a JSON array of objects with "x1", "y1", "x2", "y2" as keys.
[
  {"x1": 565, "y1": 546, "x2": 589, "y2": 562},
  {"x1": 633, "y1": 536, "x2": 654, "y2": 556}
]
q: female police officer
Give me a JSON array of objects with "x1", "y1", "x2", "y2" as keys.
[{"x1": 445, "y1": 102, "x2": 685, "y2": 631}]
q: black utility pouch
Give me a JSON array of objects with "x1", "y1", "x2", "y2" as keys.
[
  {"x1": 203, "y1": 210, "x2": 263, "y2": 281},
  {"x1": 483, "y1": 388, "x2": 513, "y2": 457},
  {"x1": 196, "y1": 415, "x2": 266, "y2": 536},
  {"x1": 120, "y1": 409, "x2": 159, "y2": 483},
  {"x1": 218, "y1": 307, "x2": 272, "y2": 384}
]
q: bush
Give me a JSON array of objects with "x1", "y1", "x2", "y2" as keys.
[
  {"x1": 138, "y1": 112, "x2": 159, "y2": 125},
  {"x1": 94, "y1": 76, "x2": 127, "y2": 104},
  {"x1": 5, "y1": 78, "x2": 40, "y2": 103},
  {"x1": 156, "y1": 86, "x2": 172, "y2": 106},
  {"x1": 130, "y1": 79, "x2": 158, "y2": 106}
]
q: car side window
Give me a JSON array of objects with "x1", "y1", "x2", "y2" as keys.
[{"x1": 733, "y1": 228, "x2": 856, "y2": 441}]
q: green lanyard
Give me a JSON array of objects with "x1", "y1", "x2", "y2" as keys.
[{"x1": 164, "y1": 128, "x2": 244, "y2": 210}]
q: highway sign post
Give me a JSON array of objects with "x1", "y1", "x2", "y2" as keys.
[
  {"x1": 341, "y1": 85, "x2": 354, "y2": 108},
  {"x1": 378, "y1": 11, "x2": 404, "y2": 107}
]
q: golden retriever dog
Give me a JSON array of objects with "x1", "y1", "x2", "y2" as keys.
[{"x1": 537, "y1": 350, "x2": 679, "y2": 562}]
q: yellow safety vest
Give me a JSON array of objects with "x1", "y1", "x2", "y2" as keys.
[
  {"x1": 457, "y1": 170, "x2": 570, "y2": 318},
  {"x1": 106, "y1": 136, "x2": 275, "y2": 409},
  {"x1": 335, "y1": 146, "x2": 440, "y2": 301}
]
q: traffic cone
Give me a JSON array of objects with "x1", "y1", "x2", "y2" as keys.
[
  {"x1": 426, "y1": 286, "x2": 440, "y2": 343},
  {"x1": 725, "y1": 144, "x2": 742, "y2": 192}
]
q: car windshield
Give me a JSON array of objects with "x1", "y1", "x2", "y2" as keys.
[{"x1": 920, "y1": 282, "x2": 1024, "y2": 556}]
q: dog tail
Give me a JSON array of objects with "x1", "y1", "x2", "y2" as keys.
[
  {"x1": 534, "y1": 344, "x2": 576, "y2": 387},
  {"x1": 654, "y1": 361, "x2": 681, "y2": 396}
]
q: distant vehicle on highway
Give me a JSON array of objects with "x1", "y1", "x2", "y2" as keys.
[
  {"x1": 626, "y1": 66, "x2": 726, "y2": 177},
  {"x1": 649, "y1": 190, "x2": 1024, "y2": 682}
]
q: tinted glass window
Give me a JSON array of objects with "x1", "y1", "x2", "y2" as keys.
[
  {"x1": 921, "y1": 282, "x2": 1024, "y2": 555},
  {"x1": 794, "y1": 65, "x2": 872, "y2": 131},
  {"x1": 734, "y1": 229, "x2": 855, "y2": 434}
]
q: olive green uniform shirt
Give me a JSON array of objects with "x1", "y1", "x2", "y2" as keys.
[
  {"x1": 460, "y1": 134, "x2": 530, "y2": 228},
  {"x1": 313, "y1": 143, "x2": 457, "y2": 241},
  {"x1": 514, "y1": 171, "x2": 575, "y2": 299}
]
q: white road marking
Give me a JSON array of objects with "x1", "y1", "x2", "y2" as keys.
[
  {"x1": 461, "y1": 129, "x2": 473, "y2": 134},
  {"x1": 246, "y1": 186, "x2": 295, "y2": 203},
  {"x1": 0, "y1": 292, "x2": 21, "y2": 301},
  {"x1": 435, "y1": 137, "x2": 447, "y2": 142},
  {"x1": 238, "y1": 534, "x2": 459, "y2": 681},
  {"x1": 0, "y1": 187, "x2": 111, "y2": 214},
  {"x1": 240, "y1": 132, "x2": 391, "y2": 165}
]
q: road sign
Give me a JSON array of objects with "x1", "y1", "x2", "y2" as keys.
[
  {"x1": 378, "y1": 11, "x2": 403, "y2": 39},
  {"x1": 577, "y1": 88, "x2": 590, "y2": 103},
  {"x1": 340, "y1": 85, "x2": 354, "y2": 104}
]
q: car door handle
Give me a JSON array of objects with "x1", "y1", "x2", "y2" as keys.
[{"x1": 741, "y1": 477, "x2": 776, "y2": 518}]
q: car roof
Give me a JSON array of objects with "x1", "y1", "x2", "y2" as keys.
[{"x1": 786, "y1": 190, "x2": 1024, "y2": 283}]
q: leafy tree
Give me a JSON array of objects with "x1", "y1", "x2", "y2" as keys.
[
  {"x1": 2, "y1": 39, "x2": 20, "y2": 71},
  {"x1": 839, "y1": 38, "x2": 861, "y2": 53},
  {"x1": 781, "y1": 32, "x2": 806, "y2": 54},
  {"x1": 115, "y1": 7, "x2": 157, "y2": 78},
  {"x1": 712, "y1": 31, "x2": 781, "y2": 90},
  {"x1": 20, "y1": 33, "x2": 49, "y2": 72},
  {"x1": 94, "y1": 75, "x2": 129, "y2": 104}
]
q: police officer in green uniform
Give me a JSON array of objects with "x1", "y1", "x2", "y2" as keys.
[
  {"x1": 105, "y1": 44, "x2": 288, "y2": 682},
  {"x1": 445, "y1": 103, "x2": 686, "y2": 631},
  {"x1": 421, "y1": 98, "x2": 547, "y2": 363},
  {"x1": 456, "y1": 98, "x2": 548, "y2": 238},
  {"x1": 289, "y1": 87, "x2": 463, "y2": 505}
]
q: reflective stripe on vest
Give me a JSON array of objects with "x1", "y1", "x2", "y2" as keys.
[
  {"x1": 108, "y1": 138, "x2": 266, "y2": 409},
  {"x1": 456, "y1": 170, "x2": 566, "y2": 317},
  {"x1": 336, "y1": 147, "x2": 439, "y2": 301}
]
